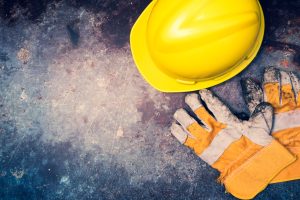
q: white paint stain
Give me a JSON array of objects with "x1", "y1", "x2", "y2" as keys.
[
  {"x1": 10, "y1": 169, "x2": 24, "y2": 179},
  {"x1": 116, "y1": 126, "x2": 124, "y2": 138},
  {"x1": 60, "y1": 176, "x2": 70, "y2": 185},
  {"x1": 20, "y1": 89, "x2": 28, "y2": 101}
]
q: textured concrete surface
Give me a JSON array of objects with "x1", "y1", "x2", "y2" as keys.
[{"x1": 0, "y1": 0, "x2": 299, "y2": 199}]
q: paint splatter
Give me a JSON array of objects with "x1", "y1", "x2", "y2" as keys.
[{"x1": 10, "y1": 169, "x2": 25, "y2": 179}]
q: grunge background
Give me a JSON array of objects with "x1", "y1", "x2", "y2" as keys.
[{"x1": 0, "y1": 0, "x2": 299, "y2": 199}]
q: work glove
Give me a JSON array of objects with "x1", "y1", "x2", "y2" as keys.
[
  {"x1": 242, "y1": 67, "x2": 300, "y2": 183},
  {"x1": 171, "y1": 89, "x2": 295, "y2": 199}
]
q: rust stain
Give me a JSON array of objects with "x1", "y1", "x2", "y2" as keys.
[
  {"x1": 280, "y1": 59, "x2": 290, "y2": 68},
  {"x1": 83, "y1": 116, "x2": 88, "y2": 124},
  {"x1": 66, "y1": 68, "x2": 73, "y2": 74},
  {"x1": 17, "y1": 48, "x2": 30, "y2": 64},
  {"x1": 266, "y1": 46, "x2": 274, "y2": 52},
  {"x1": 137, "y1": 99, "x2": 155, "y2": 123},
  {"x1": 265, "y1": 40, "x2": 300, "y2": 67},
  {"x1": 137, "y1": 93, "x2": 185, "y2": 126}
]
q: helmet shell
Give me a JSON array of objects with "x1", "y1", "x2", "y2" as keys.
[{"x1": 130, "y1": 0, "x2": 265, "y2": 92}]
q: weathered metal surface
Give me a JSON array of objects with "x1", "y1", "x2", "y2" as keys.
[{"x1": 0, "y1": 0, "x2": 299, "y2": 199}]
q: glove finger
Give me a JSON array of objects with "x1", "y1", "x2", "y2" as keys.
[
  {"x1": 185, "y1": 93, "x2": 217, "y2": 132},
  {"x1": 173, "y1": 108, "x2": 209, "y2": 140},
  {"x1": 170, "y1": 122, "x2": 199, "y2": 153},
  {"x1": 289, "y1": 71, "x2": 300, "y2": 107},
  {"x1": 199, "y1": 89, "x2": 239, "y2": 125},
  {"x1": 263, "y1": 67, "x2": 280, "y2": 108},
  {"x1": 280, "y1": 70, "x2": 296, "y2": 110},
  {"x1": 248, "y1": 102, "x2": 274, "y2": 146},
  {"x1": 241, "y1": 78, "x2": 263, "y2": 114},
  {"x1": 170, "y1": 122, "x2": 188, "y2": 144}
]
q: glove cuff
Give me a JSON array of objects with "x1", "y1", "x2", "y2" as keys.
[
  {"x1": 271, "y1": 127, "x2": 300, "y2": 183},
  {"x1": 223, "y1": 140, "x2": 295, "y2": 199}
]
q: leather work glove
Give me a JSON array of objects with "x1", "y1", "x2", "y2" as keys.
[
  {"x1": 170, "y1": 89, "x2": 295, "y2": 199},
  {"x1": 242, "y1": 67, "x2": 300, "y2": 183}
]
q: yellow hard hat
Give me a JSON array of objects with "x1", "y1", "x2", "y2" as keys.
[{"x1": 130, "y1": 0, "x2": 265, "y2": 92}]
